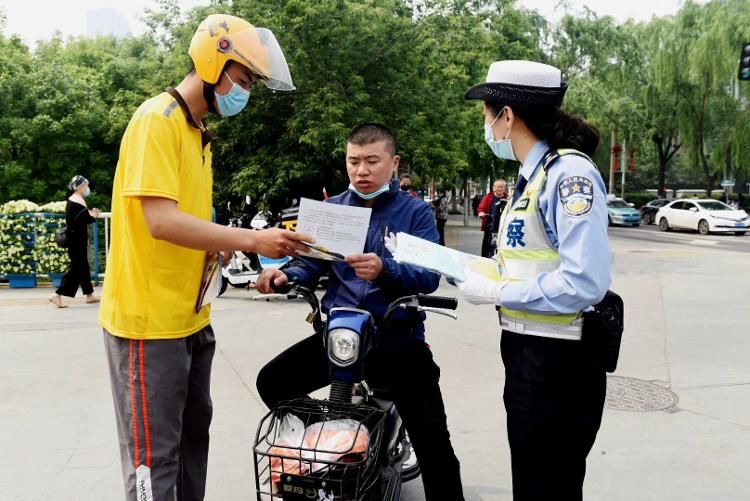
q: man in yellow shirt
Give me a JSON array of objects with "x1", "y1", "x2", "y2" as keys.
[{"x1": 99, "y1": 14, "x2": 312, "y2": 501}]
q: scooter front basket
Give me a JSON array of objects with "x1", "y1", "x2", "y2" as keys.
[{"x1": 253, "y1": 398, "x2": 385, "y2": 500}]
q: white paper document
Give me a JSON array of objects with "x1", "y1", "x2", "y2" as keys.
[
  {"x1": 393, "y1": 232, "x2": 501, "y2": 282},
  {"x1": 296, "y1": 198, "x2": 372, "y2": 260}
]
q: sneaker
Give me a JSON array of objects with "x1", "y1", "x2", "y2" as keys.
[
  {"x1": 86, "y1": 295, "x2": 101, "y2": 304},
  {"x1": 49, "y1": 294, "x2": 68, "y2": 308}
]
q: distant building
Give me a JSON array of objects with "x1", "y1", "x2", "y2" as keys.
[{"x1": 86, "y1": 8, "x2": 130, "y2": 38}]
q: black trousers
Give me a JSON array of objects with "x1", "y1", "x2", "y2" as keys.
[
  {"x1": 57, "y1": 244, "x2": 93, "y2": 297},
  {"x1": 481, "y1": 229, "x2": 495, "y2": 258},
  {"x1": 436, "y1": 218, "x2": 447, "y2": 246},
  {"x1": 501, "y1": 331, "x2": 606, "y2": 501},
  {"x1": 257, "y1": 335, "x2": 464, "y2": 501}
]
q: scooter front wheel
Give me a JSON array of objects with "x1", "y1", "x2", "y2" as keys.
[{"x1": 399, "y1": 437, "x2": 421, "y2": 482}]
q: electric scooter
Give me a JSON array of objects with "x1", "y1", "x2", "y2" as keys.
[{"x1": 253, "y1": 283, "x2": 459, "y2": 500}]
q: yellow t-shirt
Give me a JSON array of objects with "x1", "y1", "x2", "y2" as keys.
[{"x1": 99, "y1": 91, "x2": 214, "y2": 339}]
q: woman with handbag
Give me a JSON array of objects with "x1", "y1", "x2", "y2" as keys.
[{"x1": 49, "y1": 175, "x2": 102, "y2": 308}]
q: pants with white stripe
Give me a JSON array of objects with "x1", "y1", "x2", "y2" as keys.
[{"x1": 104, "y1": 326, "x2": 215, "y2": 501}]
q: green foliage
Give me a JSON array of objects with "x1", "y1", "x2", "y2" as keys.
[
  {"x1": 0, "y1": 31, "x2": 180, "y2": 207},
  {"x1": 550, "y1": 0, "x2": 750, "y2": 196}
]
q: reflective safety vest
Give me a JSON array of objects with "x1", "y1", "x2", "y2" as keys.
[{"x1": 496, "y1": 149, "x2": 592, "y2": 341}]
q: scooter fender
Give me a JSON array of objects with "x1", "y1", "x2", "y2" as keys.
[
  {"x1": 223, "y1": 271, "x2": 257, "y2": 286},
  {"x1": 373, "y1": 397, "x2": 402, "y2": 457}
]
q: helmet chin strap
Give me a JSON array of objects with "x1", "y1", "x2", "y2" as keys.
[{"x1": 202, "y1": 81, "x2": 218, "y2": 114}]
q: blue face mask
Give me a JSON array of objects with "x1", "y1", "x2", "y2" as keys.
[
  {"x1": 348, "y1": 182, "x2": 391, "y2": 200},
  {"x1": 215, "y1": 73, "x2": 250, "y2": 117},
  {"x1": 83, "y1": 186, "x2": 91, "y2": 197},
  {"x1": 484, "y1": 111, "x2": 516, "y2": 161}
]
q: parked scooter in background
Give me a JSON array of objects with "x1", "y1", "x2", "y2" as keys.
[{"x1": 219, "y1": 196, "x2": 302, "y2": 296}]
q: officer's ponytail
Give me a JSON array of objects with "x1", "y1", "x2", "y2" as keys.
[{"x1": 488, "y1": 103, "x2": 601, "y2": 157}]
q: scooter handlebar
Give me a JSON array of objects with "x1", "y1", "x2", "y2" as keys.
[
  {"x1": 416, "y1": 294, "x2": 458, "y2": 310},
  {"x1": 270, "y1": 281, "x2": 296, "y2": 294}
]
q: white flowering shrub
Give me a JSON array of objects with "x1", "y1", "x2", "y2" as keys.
[
  {"x1": 1, "y1": 200, "x2": 70, "y2": 276},
  {"x1": 1, "y1": 200, "x2": 41, "y2": 214},
  {"x1": 0, "y1": 214, "x2": 37, "y2": 275},
  {"x1": 39, "y1": 201, "x2": 67, "y2": 213},
  {"x1": 34, "y1": 216, "x2": 69, "y2": 274}
]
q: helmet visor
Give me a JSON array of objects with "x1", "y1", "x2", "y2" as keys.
[{"x1": 230, "y1": 27, "x2": 295, "y2": 92}]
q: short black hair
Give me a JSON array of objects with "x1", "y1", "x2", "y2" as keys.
[
  {"x1": 399, "y1": 173, "x2": 412, "y2": 181},
  {"x1": 347, "y1": 123, "x2": 397, "y2": 156}
]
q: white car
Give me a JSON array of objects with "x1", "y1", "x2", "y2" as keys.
[{"x1": 656, "y1": 199, "x2": 749, "y2": 236}]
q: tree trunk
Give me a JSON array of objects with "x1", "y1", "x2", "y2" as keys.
[
  {"x1": 703, "y1": 154, "x2": 717, "y2": 197},
  {"x1": 652, "y1": 133, "x2": 680, "y2": 198},
  {"x1": 699, "y1": 134, "x2": 716, "y2": 197},
  {"x1": 463, "y1": 178, "x2": 469, "y2": 227}
]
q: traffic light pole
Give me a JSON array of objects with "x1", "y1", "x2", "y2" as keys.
[
  {"x1": 621, "y1": 139, "x2": 627, "y2": 200},
  {"x1": 609, "y1": 129, "x2": 615, "y2": 195},
  {"x1": 739, "y1": 43, "x2": 750, "y2": 81}
]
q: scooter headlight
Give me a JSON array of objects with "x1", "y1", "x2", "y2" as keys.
[{"x1": 327, "y1": 329, "x2": 360, "y2": 367}]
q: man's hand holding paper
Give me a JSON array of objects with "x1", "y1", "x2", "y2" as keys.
[
  {"x1": 345, "y1": 253, "x2": 384, "y2": 281},
  {"x1": 295, "y1": 198, "x2": 372, "y2": 260}
]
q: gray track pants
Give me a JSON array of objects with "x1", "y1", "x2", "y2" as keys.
[{"x1": 103, "y1": 326, "x2": 215, "y2": 501}]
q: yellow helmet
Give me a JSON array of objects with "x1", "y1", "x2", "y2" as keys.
[{"x1": 189, "y1": 14, "x2": 295, "y2": 91}]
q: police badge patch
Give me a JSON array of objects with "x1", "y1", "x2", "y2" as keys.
[{"x1": 558, "y1": 176, "x2": 594, "y2": 217}]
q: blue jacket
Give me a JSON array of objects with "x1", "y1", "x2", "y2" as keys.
[{"x1": 284, "y1": 180, "x2": 440, "y2": 342}]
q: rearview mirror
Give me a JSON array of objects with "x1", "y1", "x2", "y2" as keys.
[
  {"x1": 689, "y1": 207, "x2": 698, "y2": 212},
  {"x1": 628, "y1": 203, "x2": 635, "y2": 208}
]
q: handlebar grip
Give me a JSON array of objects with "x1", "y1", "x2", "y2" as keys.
[
  {"x1": 417, "y1": 294, "x2": 458, "y2": 310},
  {"x1": 271, "y1": 281, "x2": 296, "y2": 294}
]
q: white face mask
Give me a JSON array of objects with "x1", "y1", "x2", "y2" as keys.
[
  {"x1": 484, "y1": 110, "x2": 516, "y2": 161},
  {"x1": 348, "y1": 182, "x2": 390, "y2": 200}
]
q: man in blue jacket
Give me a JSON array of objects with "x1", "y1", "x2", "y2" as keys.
[{"x1": 255, "y1": 123, "x2": 464, "y2": 501}]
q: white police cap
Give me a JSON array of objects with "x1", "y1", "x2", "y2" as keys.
[{"x1": 464, "y1": 60, "x2": 567, "y2": 107}]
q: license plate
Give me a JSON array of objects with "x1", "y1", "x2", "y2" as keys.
[
  {"x1": 736, "y1": 222, "x2": 744, "y2": 228},
  {"x1": 280, "y1": 474, "x2": 335, "y2": 500}
]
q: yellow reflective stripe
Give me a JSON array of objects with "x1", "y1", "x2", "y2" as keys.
[
  {"x1": 501, "y1": 249, "x2": 559, "y2": 261},
  {"x1": 500, "y1": 307, "x2": 579, "y2": 325},
  {"x1": 497, "y1": 150, "x2": 590, "y2": 330}
]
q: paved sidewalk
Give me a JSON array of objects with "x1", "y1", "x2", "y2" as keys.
[{"x1": 1, "y1": 224, "x2": 749, "y2": 500}]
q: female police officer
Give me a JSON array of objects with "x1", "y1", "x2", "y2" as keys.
[{"x1": 457, "y1": 60, "x2": 611, "y2": 500}]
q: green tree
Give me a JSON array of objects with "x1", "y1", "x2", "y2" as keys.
[
  {"x1": 0, "y1": 34, "x2": 36, "y2": 201},
  {"x1": 549, "y1": 11, "x2": 649, "y2": 194},
  {"x1": 669, "y1": 0, "x2": 749, "y2": 196}
]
